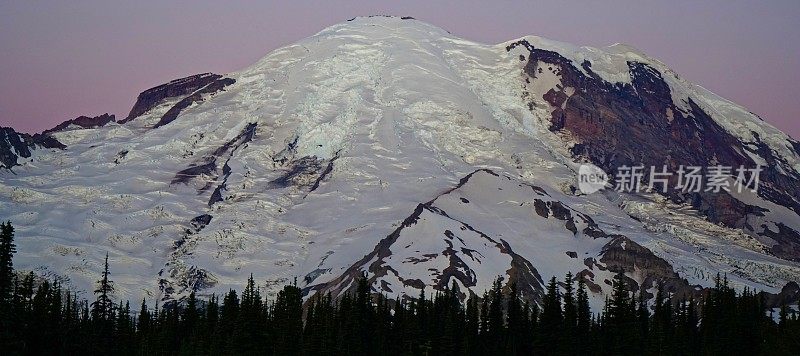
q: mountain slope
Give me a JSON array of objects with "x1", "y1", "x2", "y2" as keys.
[{"x1": 1, "y1": 16, "x2": 798, "y2": 306}]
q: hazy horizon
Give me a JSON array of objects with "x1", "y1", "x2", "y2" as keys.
[{"x1": 1, "y1": 1, "x2": 798, "y2": 137}]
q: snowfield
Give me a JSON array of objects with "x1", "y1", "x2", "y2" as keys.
[{"x1": 1, "y1": 16, "x2": 798, "y2": 306}]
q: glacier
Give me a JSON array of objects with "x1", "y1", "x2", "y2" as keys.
[{"x1": 1, "y1": 16, "x2": 798, "y2": 307}]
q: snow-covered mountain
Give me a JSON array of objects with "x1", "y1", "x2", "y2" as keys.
[{"x1": 2, "y1": 16, "x2": 799, "y2": 307}]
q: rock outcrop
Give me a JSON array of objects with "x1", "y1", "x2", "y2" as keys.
[
  {"x1": 119, "y1": 73, "x2": 228, "y2": 124},
  {"x1": 510, "y1": 40, "x2": 800, "y2": 261},
  {"x1": 43, "y1": 113, "x2": 116, "y2": 134},
  {"x1": 0, "y1": 127, "x2": 64, "y2": 169}
]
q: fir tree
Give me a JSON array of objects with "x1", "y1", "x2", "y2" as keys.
[
  {"x1": 91, "y1": 253, "x2": 114, "y2": 321},
  {"x1": 212, "y1": 289, "x2": 239, "y2": 353},
  {"x1": 89, "y1": 253, "x2": 115, "y2": 354},
  {"x1": 0, "y1": 223, "x2": 798, "y2": 356},
  {"x1": 505, "y1": 282, "x2": 523, "y2": 355},
  {"x1": 478, "y1": 290, "x2": 489, "y2": 353},
  {"x1": 633, "y1": 288, "x2": 650, "y2": 353},
  {"x1": 562, "y1": 272, "x2": 578, "y2": 354},
  {"x1": 537, "y1": 276, "x2": 563, "y2": 353},
  {"x1": 0, "y1": 222, "x2": 16, "y2": 304},
  {"x1": 0, "y1": 221, "x2": 17, "y2": 350},
  {"x1": 576, "y1": 277, "x2": 592, "y2": 353},
  {"x1": 235, "y1": 275, "x2": 263, "y2": 354},
  {"x1": 272, "y1": 282, "x2": 303, "y2": 356},
  {"x1": 137, "y1": 298, "x2": 150, "y2": 338},
  {"x1": 486, "y1": 277, "x2": 505, "y2": 353},
  {"x1": 464, "y1": 294, "x2": 480, "y2": 356}
]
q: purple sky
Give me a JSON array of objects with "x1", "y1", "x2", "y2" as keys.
[{"x1": 1, "y1": 1, "x2": 798, "y2": 138}]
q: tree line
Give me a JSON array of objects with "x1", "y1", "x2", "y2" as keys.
[{"x1": 1, "y1": 221, "x2": 798, "y2": 355}]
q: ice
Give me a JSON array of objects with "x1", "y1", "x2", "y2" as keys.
[{"x1": 1, "y1": 16, "x2": 798, "y2": 305}]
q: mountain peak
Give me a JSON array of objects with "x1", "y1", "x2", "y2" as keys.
[
  {"x1": 306, "y1": 15, "x2": 455, "y2": 43},
  {"x1": 2, "y1": 19, "x2": 799, "y2": 308}
]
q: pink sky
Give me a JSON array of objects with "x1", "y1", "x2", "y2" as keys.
[{"x1": 1, "y1": 1, "x2": 798, "y2": 138}]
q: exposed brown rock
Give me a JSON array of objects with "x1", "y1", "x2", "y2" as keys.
[
  {"x1": 43, "y1": 113, "x2": 115, "y2": 134},
  {"x1": 153, "y1": 77, "x2": 236, "y2": 128},
  {"x1": 576, "y1": 269, "x2": 603, "y2": 293},
  {"x1": 759, "y1": 281, "x2": 800, "y2": 308},
  {"x1": 267, "y1": 156, "x2": 326, "y2": 189},
  {"x1": 120, "y1": 73, "x2": 223, "y2": 124},
  {"x1": 304, "y1": 170, "x2": 547, "y2": 304},
  {"x1": 170, "y1": 123, "x2": 257, "y2": 207},
  {"x1": 599, "y1": 235, "x2": 702, "y2": 300},
  {"x1": 302, "y1": 203, "x2": 427, "y2": 300},
  {"x1": 509, "y1": 40, "x2": 800, "y2": 261},
  {"x1": 760, "y1": 223, "x2": 800, "y2": 262},
  {"x1": 1, "y1": 127, "x2": 65, "y2": 169}
]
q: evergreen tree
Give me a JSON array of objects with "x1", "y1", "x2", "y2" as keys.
[
  {"x1": 116, "y1": 300, "x2": 133, "y2": 352},
  {"x1": 272, "y1": 282, "x2": 303, "y2": 356},
  {"x1": 303, "y1": 292, "x2": 331, "y2": 355},
  {"x1": 505, "y1": 282, "x2": 523, "y2": 355},
  {"x1": 438, "y1": 281, "x2": 464, "y2": 355},
  {"x1": 605, "y1": 273, "x2": 635, "y2": 355},
  {"x1": 486, "y1": 277, "x2": 505, "y2": 353},
  {"x1": 576, "y1": 277, "x2": 592, "y2": 353},
  {"x1": 137, "y1": 298, "x2": 151, "y2": 346},
  {"x1": 0, "y1": 221, "x2": 17, "y2": 350},
  {"x1": 184, "y1": 292, "x2": 198, "y2": 330},
  {"x1": 91, "y1": 253, "x2": 114, "y2": 321},
  {"x1": 521, "y1": 300, "x2": 533, "y2": 354},
  {"x1": 219, "y1": 289, "x2": 240, "y2": 353},
  {"x1": 562, "y1": 272, "x2": 578, "y2": 354},
  {"x1": 0, "y1": 222, "x2": 798, "y2": 356},
  {"x1": 464, "y1": 294, "x2": 480, "y2": 356},
  {"x1": 478, "y1": 290, "x2": 489, "y2": 353},
  {"x1": 205, "y1": 294, "x2": 222, "y2": 354},
  {"x1": 636, "y1": 288, "x2": 649, "y2": 350},
  {"x1": 650, "y1": 281, "x2": 672, "y2": 353},
  {"x1": 0, "y1": 222, "x2": 16, "y2": 303},
  {"x1": 88, "y1": 253, "x2": 115, "y2": 354},
  {"x1": 235, "y1": 275, "x2": 264, "y2": 354},
  {"x1": 537, "y1": 276, "x2": 563, "y2": 353}
]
